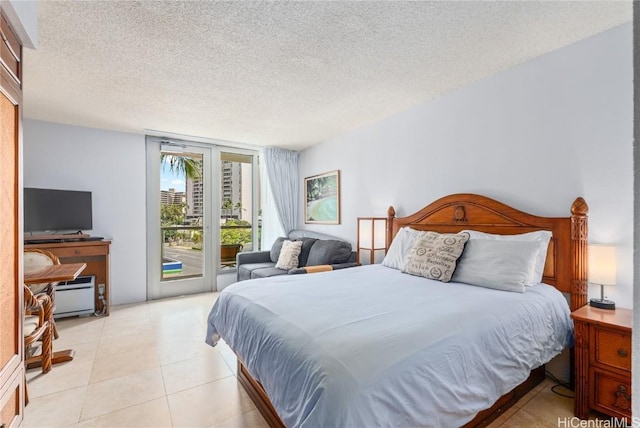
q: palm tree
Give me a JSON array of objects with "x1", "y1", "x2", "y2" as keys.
[
  {"x1": 160, "y1": 150, "x2": 201, "y2": 180},
  {"x1": 234, "y1": 202, "x2": 243, "y2": 219},
  {"x1": 222, "y1": 199, "x2": 233, "y2": 217}
]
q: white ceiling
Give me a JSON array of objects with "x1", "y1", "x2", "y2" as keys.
[{"x1": 23, "y1": 1, "x2": 631, "y2": 150}]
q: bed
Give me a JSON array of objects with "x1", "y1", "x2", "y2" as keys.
[{"x1": 206, "y1": 193, "x2": 589, "y2": 427}]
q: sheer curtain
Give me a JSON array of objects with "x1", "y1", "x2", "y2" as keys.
[
  {"x1": 260, "y1": 157, "x2": 284, "y2": 249},
  {"x1": 262, "y1": 147, "x2": 299, "y2": 248}
]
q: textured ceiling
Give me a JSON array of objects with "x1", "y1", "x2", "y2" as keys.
[{"x1": 23, "y1": 1, "x2": 631, "y2": 150}]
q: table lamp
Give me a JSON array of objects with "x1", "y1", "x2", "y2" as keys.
[
  {"x1": 588, "y1": 244, "x2": 616, "y2": 310},
  {"x1": 357, "y1": 217, "x2": 387, "y2": 265}
]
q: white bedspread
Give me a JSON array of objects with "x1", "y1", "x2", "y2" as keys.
[{"x1": 206, "y1": 264, "x2": 572, "y2": 428}]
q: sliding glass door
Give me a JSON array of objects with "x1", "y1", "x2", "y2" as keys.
[
  {"x1": 219, "y1": 150, "x2": 260, "y2": 270},
  {"x1": 146, "y1": 137, "x2": 260, "y2": 299},
  {"x1": 147, "y1": 139, "x2": 214, "y2": 299}
]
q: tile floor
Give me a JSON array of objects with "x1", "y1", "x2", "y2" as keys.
[{"x1": 23, "y1": 292, "x2": 604, "y2": 428}]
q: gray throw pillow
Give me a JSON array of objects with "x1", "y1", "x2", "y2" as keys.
[
  {"x1": 270, "y1": 237, "x2": 287, "y2": 263},
  {"x1": 306, "y1": 240, "x2": 352, "y2": 266},
  {"x1": 297, "y1": 238, "x2": 318, "y2": 267}
]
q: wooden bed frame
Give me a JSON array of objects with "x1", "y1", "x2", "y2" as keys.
[{"x1": 237, "y1": 193, "x2": 589, "y2": 428}]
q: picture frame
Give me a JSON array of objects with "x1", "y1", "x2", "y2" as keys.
[{"x1": 304, "y1": 170, "x2": 340, "y2": 224}]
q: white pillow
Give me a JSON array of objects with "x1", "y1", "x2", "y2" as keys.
[
  {"x1": 452, "y1": 240, "x2": 541, "y2": 293},
  {"x1": 275, "y1": 240, "x2": 303, "y2": 270},
  {"x1": 382, "y1": 227, "x2": 420, "y2": 270},
  {"x1": 462, "y1": 230, "x2": 552, "y2": 285}
]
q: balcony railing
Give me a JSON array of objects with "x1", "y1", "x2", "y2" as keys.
[{"x1": 160, "y1": 223, "x2": 256, "y2": 281}]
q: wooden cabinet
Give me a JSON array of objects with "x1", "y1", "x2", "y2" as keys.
[
  {"x1": 572, "y1": 305, "x2": 632, "y2": 421},
  {"x1": 25, "y1": 240, "x2": 112, "y2": 316},
  {"x1": 0, "y1": 10, "x2": 25, "y2": 427}
]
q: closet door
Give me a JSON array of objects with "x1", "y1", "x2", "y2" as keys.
[{"x1": 0, "y1": 11, "x2": 25, "y2": 427}]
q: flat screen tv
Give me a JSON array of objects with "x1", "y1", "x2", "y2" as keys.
[{"x1": 24, "y1": 188, "x2": 93, "y2": 232}]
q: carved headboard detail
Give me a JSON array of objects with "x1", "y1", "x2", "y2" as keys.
[{"x1": 386, "y1": 193, "x2": 588, "y2": 311}]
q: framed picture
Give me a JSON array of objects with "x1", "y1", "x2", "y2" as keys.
[{"x1": 304, "y1": 170, "x2": 340, "y2": 224}]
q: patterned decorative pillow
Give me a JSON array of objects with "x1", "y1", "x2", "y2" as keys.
[
  {"x1": 275, "y1": 240, "x2": 304, "y2": 270},
  {"x1": 402, "y1": 231, "x2": 470, "y2": 282}
]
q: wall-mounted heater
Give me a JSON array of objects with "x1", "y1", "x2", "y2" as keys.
[{"x1": 54, "y1": 275, "x2": 95, "y2": 318}]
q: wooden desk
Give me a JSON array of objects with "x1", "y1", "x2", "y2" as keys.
[
  {"x1": 24, "y1": 263, "x2": 86, "y2": 369},
  {"x1": 25, "y1": 240, "x2": 111, "y2": 315}
]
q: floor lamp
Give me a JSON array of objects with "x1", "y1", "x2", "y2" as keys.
[{"x1": 357, "y1": 217, "x2": 387, "y2": 265}]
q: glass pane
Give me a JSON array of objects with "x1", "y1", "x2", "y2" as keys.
[
  {"x1": 220, "y1": 152, "x2": 254, "y2": 270},
  {"x1": 160, "y1": 151, "x2": 204, "y2": 281}
]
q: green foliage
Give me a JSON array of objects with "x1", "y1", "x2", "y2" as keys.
[
  {"x1": 221, "y1": 199, "x2": 233, "y2": 217},
  {"x1": 221, "y1": 219, "x2": 252, "y2": 246},
  {"x1": 221, "y1": 200, "x2": 245, "y2": 219},
  {"x1": 306, "y1": 175, "x2": 337, "y2": 201},
  {"x1": 161, "y1": 203, "x2": 186, "y2": 226},
  {"x1": 160, "y1": 153, "x2": 201, "y2": 180},
  {"x1": 191, "y1": 230, "x2": 203, "y2": 250},
  {"x1": 161, "y1": 203, "x2": 186, "y2": 243}
]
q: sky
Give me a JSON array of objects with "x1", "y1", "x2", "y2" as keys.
[{"x1": 160, "y1": 166, "x2": 185, "y2": 192}]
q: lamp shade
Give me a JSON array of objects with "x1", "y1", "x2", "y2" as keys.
[
  {"x1": 358, "y1": 219, "x2": 372, "y2": 248},
  {"x1": 588, "y1": 244, "x2": 616, "y2": 286},
  {"x1": 357, "y1": 217, "x2": 387, "y2": 265},
  {"x1": 358, "y1": 220, "x2": 385, "y2": 248}
]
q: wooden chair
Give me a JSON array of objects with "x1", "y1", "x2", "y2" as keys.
[
  {"x1": 24, "y1": 248, "x2": 60, "y2": 339},
  {"x1": 221, "y1": 244, "x2": 243, "y2": 268},
  {"x1": 23, "y1": 284, "x2": 53, "y2": 405}
]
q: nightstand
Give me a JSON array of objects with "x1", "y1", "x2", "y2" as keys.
[{"x1": 572, "y1": 305, "x2": 632, "y2": 421}]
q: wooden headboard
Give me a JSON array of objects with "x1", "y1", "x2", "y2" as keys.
[{"x1": 387, "y1": 193, "x2": 588, "y2": 311}]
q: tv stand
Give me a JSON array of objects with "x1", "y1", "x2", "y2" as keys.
[{"x1": 24, "y1": 239, "x2": 111, "y2": 316}]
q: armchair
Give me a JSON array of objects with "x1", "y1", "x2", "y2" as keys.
[
  {"x1": 23, "y1": 284, "x2": 53, "y2": 404},
  {"x1": 24, "y1": 248, "x2": 60, "y2": 338}
]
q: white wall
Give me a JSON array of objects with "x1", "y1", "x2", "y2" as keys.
[
  {"x1": 299, "y1": 24, "x2": 633, "y2": 307},
  {"x1": 23, "y1": 120, "x2": 147, "y2": 305}
]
